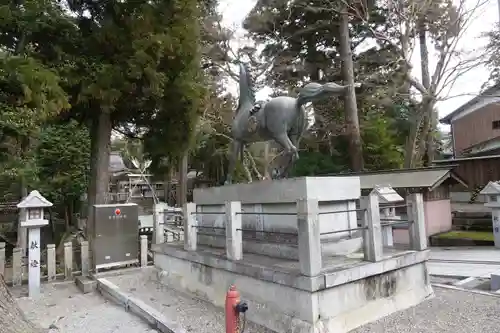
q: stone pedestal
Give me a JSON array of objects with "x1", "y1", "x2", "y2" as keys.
[
  {"x1": 152, "y1": 177, "x2": 433, "y2": 333},
  {"x1": 193, "y1": 177, "x2": 362, "y2": 259}
]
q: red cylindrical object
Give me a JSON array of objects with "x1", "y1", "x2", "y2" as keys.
[{"x1": 225, "y1": 285, "x2": 240, "y2": 333}]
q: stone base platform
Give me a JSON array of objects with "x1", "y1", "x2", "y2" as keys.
[{"x1": 152, "y1": 243, "x2": 433, "y2": 333}]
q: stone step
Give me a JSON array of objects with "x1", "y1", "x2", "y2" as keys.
[{"x1": 75, "y1": 275, "x2": 97, "y2": 294}]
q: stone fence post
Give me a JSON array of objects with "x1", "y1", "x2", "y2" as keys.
[
  {"x1": 140, "y1": 235, "x2": 148, "y2": 267},
  {"x1": 183, "y1": 202, "x2": 197, "y2": 251},
  {"x1": 225, "y1": 201, "x2": 243, "y2": 261},
  {"x1": 297, "y1": 198, "x2": 321, "y2": 276},
  {"x1": 362, "y1": 193, "x2": 383, "y2": 262},
  {"x1": 81, "y1": 240, "x2": 89, "y2": 277},
  {"x1": 64, "y1": 242, "x2": 73, "y2": 280},
  {"x1": 46, "y1": 244, "x2": 56, "y2": 281},
  {"x1": 153, "y1": 203, "x2": 166, "y2": 245},
  {"x1": 407, "y1": 193, "x2": 427, "y2": 251},
  {"x1": 12, "y1": 247, "x2": 22, "y2": 286}
]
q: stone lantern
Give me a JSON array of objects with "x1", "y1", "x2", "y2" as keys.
[
  {"x1": 480, "y1": 181, "x2": 500, "y2": 248},
  {"x1": 17, "y1": 190, "x2": 53, "y2": 298}
]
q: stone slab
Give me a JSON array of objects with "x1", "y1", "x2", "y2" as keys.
[
  {"x1": 491, "y1": 271, "x2": 500, "y2": 291},
  {"x1": 193, "y1": 176, "x2": 360, "y2": 205},
  {"x1": 96, "y1": 278, "x2": 185, "y2": 333},
  {"x1": 152, "y1": 243, "x2": 429, "y2": 292},
  {"x1": 75, "y1": 276, "x2": 97, "y2": 294}
]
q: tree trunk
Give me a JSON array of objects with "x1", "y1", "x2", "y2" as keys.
[
  {"x1": 176, "y1": 152, "x2": 188, "y2": 207},
  {"x1": 17, "y1": 136, "x2": 30, "y2": 256},
  {"x1": 417, "y1": 20, "x2": 435, "y2": 167},
  {"x1": 0, "y1": 275, "x2": 44, "y2": 333},
  {"x1": 16, "y1": 187, "x2": 27, "y2": 257},
  {"x1": 15, "y1": 0, "x2": 28, "y2": 257},
  {"x1": 85, "y1": 110, "x2": 112, "y2": 269},
  {"x1": 64, "y1": 205, "x2": 70, "y2": 232},
  {"x1": 404, "y1": 20, "x2": 432, "y2": 169},
  {"x1": 403, "y1": 113, "x2": 422, "y2": 168},
  {"x1": 339, "y1": 8, "x2": 364, "y2": 171},
  {"x1": 163, "y1": 172, "x2": 172, "y2": 205}
]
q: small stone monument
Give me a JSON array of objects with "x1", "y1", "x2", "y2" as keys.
[
  {"x1": 370, "y1": 185, "x2": 404, "y2": 247},
  {"x1": 480, "y1": 181, "x2": 500, "y2": 248},
  {"x1": 17, "y1": 190, "x2": 53, "y2": 298}
]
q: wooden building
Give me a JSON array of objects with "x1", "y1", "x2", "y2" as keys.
[
  {"x1": 440, "y1": 83, "x2": 500, "y2": 158},
  {"x1": 434, "y1": 155, "x2": 500, "y2": 189}
]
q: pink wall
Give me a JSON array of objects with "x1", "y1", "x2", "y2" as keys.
[
  {"x1": 393, "y1": 199, "x2": 452, "y2": 245},
  {"x1": 393, "y1": 228, "x2": 410, "y2": 245},
  {"x1": 424, "y1": 199, "x2": 452, "y2": 235}
]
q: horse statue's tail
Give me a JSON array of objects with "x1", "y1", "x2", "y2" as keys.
[
  {"x1": 296, "y1": 82, "x2": 351, "y2": 107},
  {"x1": 236, "y1": 63, "x2": 256, "y2": 113}
]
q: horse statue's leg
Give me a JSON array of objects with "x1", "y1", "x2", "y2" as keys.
[
  {"x1": 224, "y1": 140, "x2": 243, "y2": 185},
  {"x1": 281, "y1": 132, "x2": 301, "y2": 178},
  {"x1": 271, "y1": 133, "x2": 299, "y2": 179}
]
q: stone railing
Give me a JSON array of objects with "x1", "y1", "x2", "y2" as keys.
[{"x1": 179, "y1": 192, "x2": 427, "y2": 276}]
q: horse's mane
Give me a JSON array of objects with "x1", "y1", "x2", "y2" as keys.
[{"x1": 237, "y1": 63, "x2": 256, "y2": 112}]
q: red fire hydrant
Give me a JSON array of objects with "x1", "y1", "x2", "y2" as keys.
[{"x1": 225, "y1": 285, "x2": 248, "y2": 333}]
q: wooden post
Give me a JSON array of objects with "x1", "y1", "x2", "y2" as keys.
[
  {"x1": 0, "y1": 242, "x2": 4, "y2": 277},
  {"x1": 64, "y1": 242, "x2": 73, "y2": 280},
  {"x1": 12, "y1": 248, "x2": 22, "y2": 286},
  {"x1": 80, "y1": 241, "x2": 89, "y2": 277},
  {"x1": 140, "y1": 235, "x2": 148, "y2": 267},
  {"x1": 46, "y1": 244, "x2": 56, "y2": 282}
]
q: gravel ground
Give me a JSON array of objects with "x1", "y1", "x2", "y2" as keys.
[
  {"x1": 351, "y1": 287, "x2": 500, "y2": 333},
  {"x1": 104, "y1": 269, "x2": 273, "y2": 333},
  {"x1": 14, "y1": 282, "x2": 157, "y2": 333}
]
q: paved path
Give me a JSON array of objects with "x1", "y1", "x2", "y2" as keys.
[
  {"x1": 428, "y1": 247, "x2": 500, "y2": 278},
  {"x1": 102, "y1": 268, "x2": 273, "y2": 333},
  {"x1": 14, "y1": 282, "x2": 157, "y2": 333}
]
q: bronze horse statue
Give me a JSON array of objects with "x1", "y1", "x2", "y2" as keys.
[{"x1": 225, "y1": 63, "x2": 352, "y2": 184}]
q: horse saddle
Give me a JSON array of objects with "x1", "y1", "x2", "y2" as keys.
[
  {"x1": 250, "y1": 101, "x2": 264, "y2": 116},
  {"x1": 247, "y1": 101, "x2": 266, "y2": 133}
]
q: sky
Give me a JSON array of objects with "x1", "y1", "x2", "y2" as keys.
[{"x1": 218, "y1": 0, "x2": 499, "y2": 127}]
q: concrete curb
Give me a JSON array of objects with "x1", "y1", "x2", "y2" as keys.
[
  {"x1": 96, "y1": 278, "x2": 186, "y2": 333},
  {"x1": 432, "y1": 283, "x2": 500, "y2": 298},
  {"x1": 430, "y1": 273, "x2": 470, "y2": 280}
]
